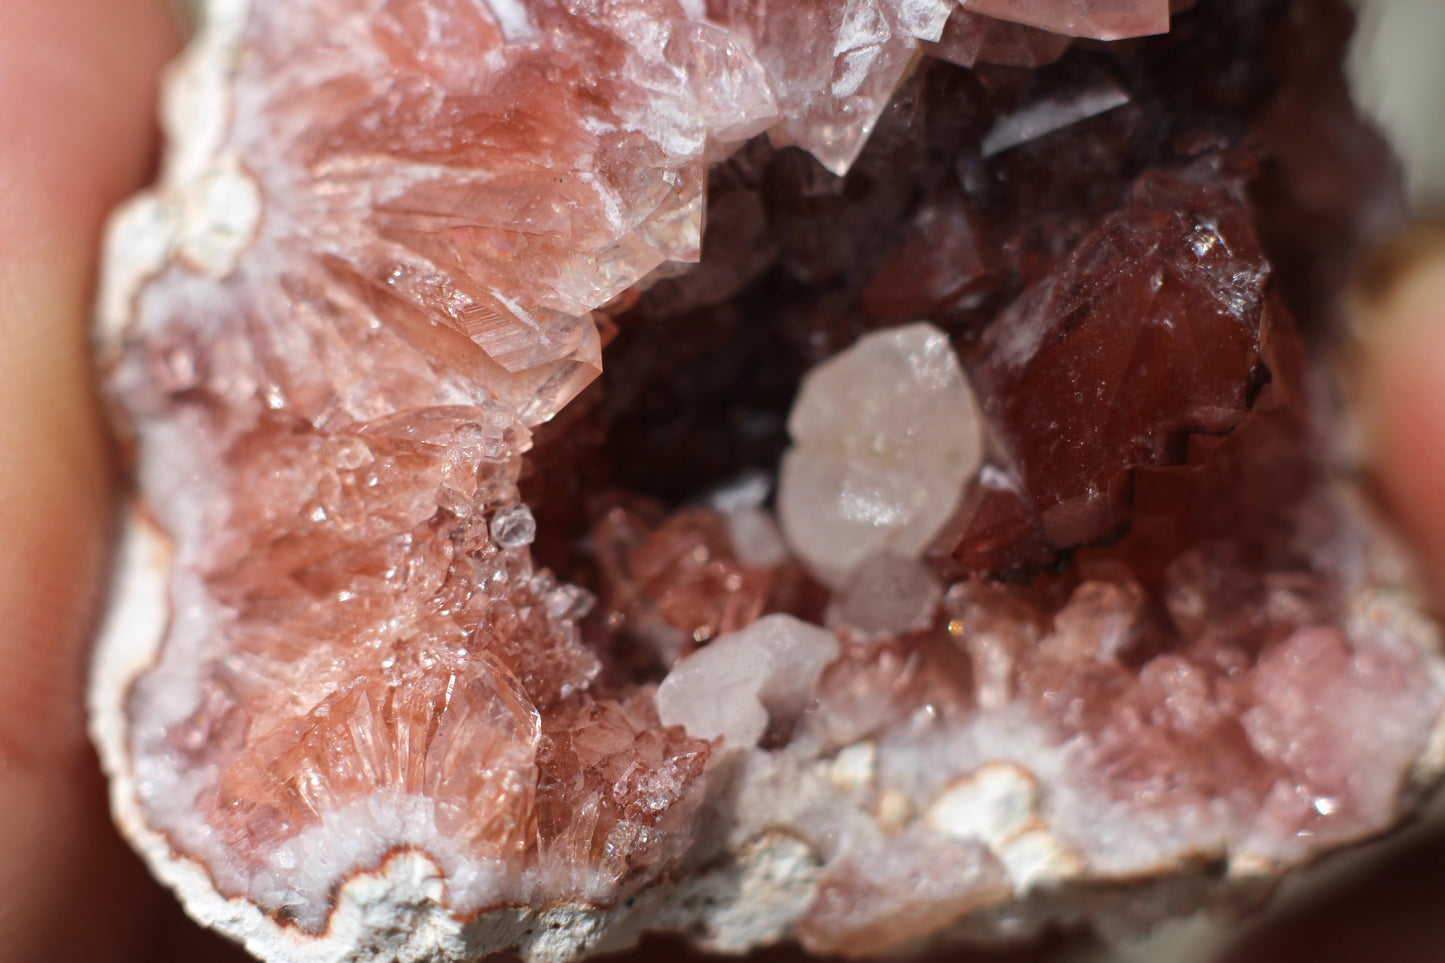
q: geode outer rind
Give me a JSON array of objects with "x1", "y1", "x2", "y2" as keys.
[
  {"x1": 90, "y1": 498, "x2": 1445, "y2": 961},
  {"x1": 91, "y1": 0, "x2": 1445, "y2": 961}
]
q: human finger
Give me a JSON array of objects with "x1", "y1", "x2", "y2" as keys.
[{"x1": 0, "y1": 1, "x2": 179, "y2": 960}]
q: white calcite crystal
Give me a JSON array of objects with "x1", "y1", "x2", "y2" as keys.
[
  {"x1": 778, "y1": 322, "x2": 986, "y2": 588},
  {"x1": 656, "y1": 614, "x2": 840, "y2": 748},
  {"x1": 827, "y1": 552, "x2": 945, "y2": 635}
]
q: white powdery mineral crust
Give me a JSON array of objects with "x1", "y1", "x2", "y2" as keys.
[{"x1": 97, "y1": 0, "x2": 258, "y2": 347}]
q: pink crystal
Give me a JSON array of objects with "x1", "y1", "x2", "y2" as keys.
[
  {"x1": 590, "y1": 499, "x2": 796, "y2": 662},
  {"x1": 925, "y1": 9, "x2": 1073, "y2": 69},
  {"x1": 960, "y1": 0, "x2": 1170, "y2": 40}
]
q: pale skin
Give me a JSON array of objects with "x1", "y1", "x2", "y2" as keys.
[{"x1": 0, "y1": 1, "x2": 1442, "y2": 961}]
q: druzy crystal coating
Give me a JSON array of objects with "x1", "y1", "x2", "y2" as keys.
[{"x1": 94, "y1": 0, "x2": 1440, "y2": 958}]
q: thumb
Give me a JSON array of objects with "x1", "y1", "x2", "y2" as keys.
[
  {"x1": 1357, "y1": 222, "x2": 1445, "y2": 581},
  {"x1": 0, "y1": 1, "x2": 179, "y2": 961}
]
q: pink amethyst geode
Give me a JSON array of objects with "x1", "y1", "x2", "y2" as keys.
[{"x1": 89, "y1": 0, "x2": 1445, "y2": 961}]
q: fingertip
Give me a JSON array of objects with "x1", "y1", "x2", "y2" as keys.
[
  {"x1": 0, "y1": 0, "x2": 181, "y2": 770},
  {"x1": 1355, "y1": 222, "x2": 1445, "y2": 579},
  {"x1": 0, "y1": 0, "x2": 182, "y2": 256},
  {"x1": 0, "y1": 4, "x2": 186, "y2": 960}
]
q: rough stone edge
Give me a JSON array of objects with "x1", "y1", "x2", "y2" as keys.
[
  {"x1": 95, "y1": 0, "x2": 259, "y2": 354},
  {"x1": 87, "y1": 508, "x2": 827, "y2": 963},
  {"x1": 88, "y1": 488, "x2": 1445, "y2": 963},
  {"x1": 87, "y1": 513, "x2": 444, "y2": 963}
]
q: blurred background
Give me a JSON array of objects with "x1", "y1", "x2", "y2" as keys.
[{"x1": 1350, "y1": 0, "x2": 1445, "y2": 212}]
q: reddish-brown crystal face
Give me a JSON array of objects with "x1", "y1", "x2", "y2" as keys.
[
  {"x1": 962, "y1": 160, "x2": 1276, "y2": 555},
  {"x1": 102, "y1": 0, "x2": 1442, "y2": 951},
  {"x1": 589, "y1": 500, "x2": 823, "y2": 668}
]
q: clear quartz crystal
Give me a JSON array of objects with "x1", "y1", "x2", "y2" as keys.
[{"x1": 491, "y1": 504, "x2": 537, "y2": 549}]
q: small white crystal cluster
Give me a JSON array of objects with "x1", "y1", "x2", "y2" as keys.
[
  {"x1": 777, "y1": 322, "x2": 985, "y2": 588},
  {"x1": 656, "y1": 614, "x2": 839, "y2": 748}
]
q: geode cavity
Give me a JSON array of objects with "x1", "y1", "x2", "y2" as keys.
[{"x1": 90, "y1": 1, "x2": 1442, "y2": 961}]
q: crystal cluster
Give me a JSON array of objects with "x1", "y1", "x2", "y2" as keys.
[
  {"x1": 90, "y1": 0, "x2": 1439, "y2": 960},
  {"x1": 779, "y1": 322, "x2": 984, "y2": 587}
]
